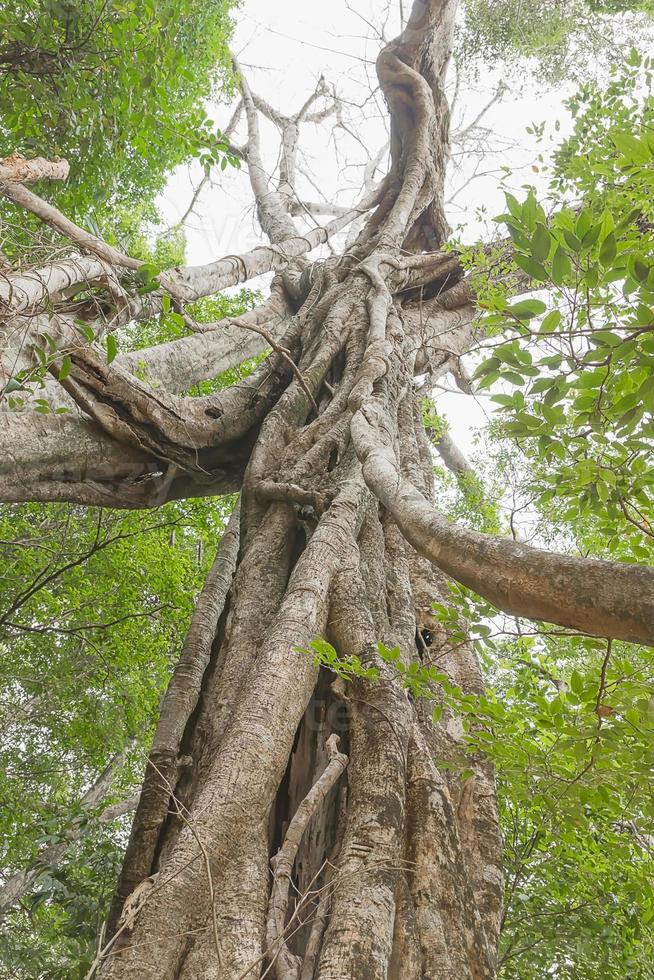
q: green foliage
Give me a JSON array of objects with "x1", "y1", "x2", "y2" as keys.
[
  {"x1": 458, "y1": 0, "x2": 654, "y2": 83},
  {"x1": 0, "y1": 497, "x2": 232, "y2": 975},
  {"x1": 0, "y1": 0, "x2": 238, "y2": 223},
  {"x1": 456, "y1": 76, "x2": 654, "y2": 971},
  {"x1": 471, "y1": 59, "x2": 654, "y2": 557},
  {"x1": 420, "y1": 395, "x2": 449, "y2": 439},
  {"x1": 482, "y1": 632, "x2": 654, "y2": 977},
  {"x1": 301, "y1": 636, "x2": 381, "y2": 681},
  {"x1": 431, "y1": 449, "x2": 502, "y2": 535}
]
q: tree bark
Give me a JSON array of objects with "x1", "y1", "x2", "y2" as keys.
[{"x1": 2, "y1": 2, "x2": 652, "y2": 977}]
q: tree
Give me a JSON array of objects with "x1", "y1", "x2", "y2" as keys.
[
  {"x1": 0, "y1": 0, "x2": 237, "y2": 223},
  {"x1": 457, "y1": 0, "x2": 654, "y2": 83},
  {"x1": 1, "y1": 1, "x2": 653, "y2": 977}
]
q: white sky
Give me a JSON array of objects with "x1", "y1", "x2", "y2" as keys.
[{"x1": 157, "y1": 0, "x2": 578, "y2": 453}]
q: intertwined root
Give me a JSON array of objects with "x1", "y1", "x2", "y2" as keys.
[{"x1": 100, "y1": 291, "x2": 502, "y2": 977}]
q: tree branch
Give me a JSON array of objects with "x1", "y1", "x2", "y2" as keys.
[
  {"x1": 0, "y1": 181, "x2": 142, "y2": 271},
  {"x1": 0, "y1": 152, "x2": 69, "y2": 183},
  {"x1": 352, "y1": 411, "x2": 654, "y2": 643},
  {"x1": 0, "y1": 414, "x2": 241, "y2": 508},
  {"x1": 431, "y1": 429, "x2": 474, "y2": 478}
]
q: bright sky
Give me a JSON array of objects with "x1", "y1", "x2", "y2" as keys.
[{"x1": 157, "y1": 0, "x2": 577, "y2": 453}]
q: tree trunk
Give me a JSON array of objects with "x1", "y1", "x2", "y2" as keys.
[
  {"x1": 100, "y1": 434, "x2": 503, "y2": 980},
  {"x1": 88, "y1": 9, "x2": 505, "y2": 975},
  {"x1": 2, "y1": 2, "x2": 652, "y2": 977}
]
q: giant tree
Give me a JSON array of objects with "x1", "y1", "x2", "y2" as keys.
[{"x1": 1, "y1": 1, "x2": 653, "y2": 977}]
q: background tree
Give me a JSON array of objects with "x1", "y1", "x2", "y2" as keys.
[
  {"x1": 1, "y1": 1, "x2": 653, "y2": 978},
  {"x1": 457, "y1": 0, "x2": 654, "y2": 83},
  {"x1": 0, "y1": 0, "x2": 237, "y2": 221}
]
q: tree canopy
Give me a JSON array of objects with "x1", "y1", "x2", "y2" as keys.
[{"x1": 0, "y1": 0, "x2": 237, "y2": 246}]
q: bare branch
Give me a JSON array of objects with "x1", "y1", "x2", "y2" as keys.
[
  {"x1": 233, "y1": 54, "x2": 298, "y2": 243},
  {"x1": 0, "y1": 181, "x2": 142, "y2": 271},
  {"x1": 289, "y1": 201, "x2": 351, "y2": 217},
  {"x1": 431, "y1": 429, "x2": 474, "y2": 478}
]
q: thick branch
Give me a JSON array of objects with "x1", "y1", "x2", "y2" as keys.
[
  {"x1": 0, "y1": 254, "x2": 113, "y2": 315},
  {"x1": 0, "y1": 152, "x2": 69, "y2": 182},
  {"x1": 353, "y1": 415, "x2": 654, "y2": 643},
  {"x1": 117, "y1": 283, "x2": 290, "y2": 394},
  {"x1": 168, "y1": 199, "x2": 380, "y2": 302},
  {"x1": 0, "y1": 182, "x2": 142, "y2": 271},
  {"x1": 0, "y1": 414, "x2": 241, "y2": 508}
]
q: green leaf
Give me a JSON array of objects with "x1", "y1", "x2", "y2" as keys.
[
  {"x1": 136, "y1": 263, "x2": 158, "y2": 284},
  {"x1": 599, "y1": 232, "x2": 617, "y2": 267},
  {"x1": 640, "y1": 376, "x2": 654, "y2": 413},
  {"x1": 58, "y1": 355, "x2": 72, "y2": 381},
  {"x1": 514, "y1": 254, "x2": 548, "y2": 281},
  {"x1": 523, "y1": 191, "x2": 538, "y2": 231},
  {"x1": 563, "y1": 229, "x2": 582, "y2": 252},
  {"x1": 575, "y1": 209, "x2": 593, "y2": 239},
  {"x1": 500, "y1": 370, "x2": 526, "y2": 387},
  {"x1": 504, "y1": 192, "x2": 522, "y2": 220},
  {"x1": 477, "y1": 370, "x2": 500, "y2": 390},
  {"x1": 76, "y1": 321, "x2": 96, "y2": 343},
  {"x1": 106, "y1": 334, "x2": 118, "y2": 364},
  {"x1": 591, "y1": 329, "x2": 622, "y2": 347},
  {"x1": 552, "y1": 247, "x2": 571, "y2": 285},
  {"x1": 505, "y1": 223, "x2": 531, "y2": 250},
  {"x1": 610, "y1": 130, "x2": 651, "y2": 165},
  {"x1": 473, "y1": 357, "x2": 501, "y2": 379},
  {"x1": 507, "y1": 299, "x2": 547, "y2": 320},
  {"x1": 570, "y1": 670, "x2": 583, "y2": 695},
  {"x1": 3, "y1": 378, "x2": 25, "y2": 394},
  {"x1": 633, "y1": 257, "x2": 650, "y2": 282},
  {"x1": 581, "y1": 224, "x2": 601, "y2": 249},
  {"x1": 531, "y1": 223, "x2": 551, "y2": 262},
  {"x1": 539, "y1": 309, "x2": 562, "y2": 334},
  {"x1": 542, "y1": 404, "x2": 564, "y2": 425}
]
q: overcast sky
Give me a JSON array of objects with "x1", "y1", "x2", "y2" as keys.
[{"x1": 157, "y1": 0, "x2": 577, "y2": 451}]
